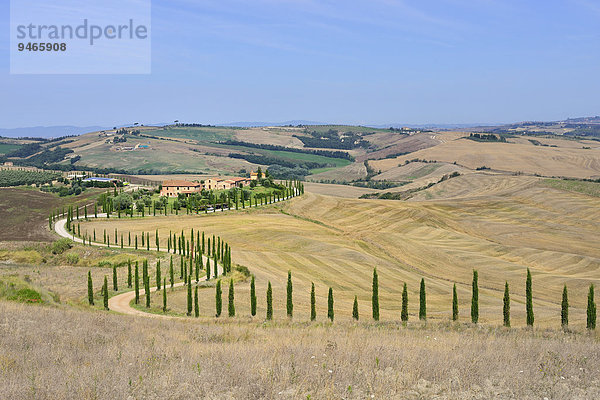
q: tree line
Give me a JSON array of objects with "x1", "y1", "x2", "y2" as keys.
[{"x1": 88, "y1": 266, "x2": 597, "y2": 331}]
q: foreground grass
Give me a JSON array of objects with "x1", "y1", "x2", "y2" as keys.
[{"x1": 0, "y1": 300, "x2": 599, "y2": 399}]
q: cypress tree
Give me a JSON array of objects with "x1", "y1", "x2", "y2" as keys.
[
  {"x1": 187, "y1": 280, "x2": 192, "y2": 316},
  {"x1": 135, "y1": 235, "x2": 138, "y2": 250},
  {"x1": 228, "y1": 279, "x2": 235, "y2": 317},
  {"x1": 215, "y1": 280, "x2": 222, "y2": 317},
  {"x1": 250, "y1": 275, "x2": 257, "y2": 316},
  {"x1": 526, "y1": 268, "x2": 534, "y2": 327},
  {"x1": 372, "y1": 268, "x2": 379, "y2": 321},
  {"x1": 145, "y1": 274, "x2": 150, "y2": 308},
  {"x1": 213, "y1": 254, "x2": 217, "y2": 278},
  {"x1": 87, "y1": 271, "x2": 94, "y2": 305},
  {"x1": 471, "y1": 270, "x2": 479, "y2": 324},
  {"x1": 352, "y1": 295, "x2": 359, "y2": 320},
  {"x1": 184, "y1": 261, "x2": 188, "y2": 285},
  {"x1": 128, "y1": 232, "x2": 131, "y2": 247},
  {"x1": 310, "y1": 282, "x2": 316, "y2": 321},
  {"x1": 419, "y1": 278, "x2": 426, "y2": 321},
  {"x1": 206, "y1": 258, "x2": 211, "y2": 281},
  {"x1": 401, "y1": 282, "x2": 408, "y2": 322},
  {"x1": 113, "y1": 265, "x2": 118, "y2": 291},
  {"x1": 194, "y1": 285, "x2": 199, "y2": 318},
  {"x1": 503, "y1": 281, "x2": 510, "y2": 327},
  {"x1": 266, "y1": 281, "x2": 273, "y2": 320},
  {"x1": 127, "y1": 259, "x2": 132, "y2": 288},
  {"x1": 103, "y1": 276, "x2": 109, "y2": 310},
  {"x1": 327, "y1": 287, "x2": 334, "y2": 322},
  {"x1": 286, "y1": 270, "x2": 293, "y2": 318},
  {"x1": 452, "y1": 283, "x2": 458, "y2": 321},
  {"x1": 156, "y1": 260, "x2": 161, "y2": 290},
  {"x1": 163, "y1": 278, "x2": 167, "y2": 312},
  {"x1": 561, "y1": 285, "x2": 569, "y2": 328},
  {"x1": 169, "y1": 256, "x2": 174, "y2": 288},
  {"x1": 134, "y1": 262, "x2": 139, "y2": 304},
  {"x1": 155, "y1": 229, "x2": 159, "y2": 252},
  {"x1": 180, "y1": 255, "x2": 184, "y2": 279},
  {"x1": 587, "y1": 284, "x2": 596, "y2": 330}
]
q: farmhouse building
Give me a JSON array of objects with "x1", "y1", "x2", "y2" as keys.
[{"x1": 161, "y1": 180, "x2": 203, "y2": 197}]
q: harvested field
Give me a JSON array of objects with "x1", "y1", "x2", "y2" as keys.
[{"x1": 80, "y1": 180, "x2": 600, "y2": 329}]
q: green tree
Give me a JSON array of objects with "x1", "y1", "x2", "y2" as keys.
[
  {"x1": 113, "y1": 265, "x2": 118, "y2": 291},
  {"x1": 327, "y1": 287, "x2": 334, "y2": 322},
  {"x1": 419, "y1": 278, "x2": 426, "y2": 321},
  {"x1": 194, "y1": 285, "x2": 199, "y2": 318},
  {"x1": 266, "y1": 281, "x2": 273, "y2": 320},
  {"x1": 169, "y1": 256, "x2": 174, "y2": 288},
  {"x1": 310, "y1": 282, "x2": 316, "y2": 321},
  {"x1": 452, "y1": 283, "x2": 458, "y2": 321},
  {"x1": 250, "y1": 275, "x2": 257, "y2": 317},
  {"x1": 215, "y1": 280, "x2": 222, "y2": 317},
  {"x1": 561, "y1": 285, "x2": 569, "y2": 328},
  {"x1": 401, "y1": 282, "x2": 408, "y2": 322},
  {"x1": 286, "y1": 270, "x2": 293, "y2": 318},
  {"x1": 206, "y1": 257, "x2": 211, "y2": 281},
  {"x1": 503, "y1": 282, "x2": 510, "y2": 327},
  {"x1": 587, "y1": 284, "x2": 596, "y2": 330},
  {"x1": 134, "y1": 262, "x2": 139, "y2": 304},
  {"x1": 145, "y1": 274, "x2": 150, "y2": 308},
  {"x1": 526, "y1": 268, "x2": 534, "y2": 327},
  {"x1": 163, "y1": 278, "x2": 167, "y2": 312},
  {"x1": 372, "y1": 268, "x2": 379, "y2": 321},
  {"x1": 156, "y1": 260, "x2": 161, "y2": 291},
  {"x1": 187, "y1": 280, "x2": 192, "y2": 316},
  {"x1": 87, "y1": 271, "x2": 94, "y2": 305},
  {"x1": 352, "y1": 295, "x2": 359, "y2": 320},
  {"x1": 228, "y1": 279, "x2": 235, "y2": 317},
  {"x1": 471, "y1": 270, "x2": 479, "y2": 324},
  {"x1": 103, "y1": 276, "x2": 109, "y2": 310},
  {"x1": 127, "y1": 259, "x2": 132, "y2": 288}
]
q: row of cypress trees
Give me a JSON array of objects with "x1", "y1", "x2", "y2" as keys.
[
  {"x1": 54, "y1": 180, "x2": 303, "y2": 231},
  {"x1": 205, "y1": 269, "x2": 596, "y2": 328},
  {"x1": 87, "y1": 230, "x2": 231, "y2": 312},
  {"x1": 87, "y1": 262, "x2": 596, "y2": 330}
]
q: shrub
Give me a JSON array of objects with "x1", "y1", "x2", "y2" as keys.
[
  {"x1": 65, "y1": 253, "x2": 79, "y2": 265},
  {"x1": 51, "y1": 238, "x2": 72, "y2": 255},
  {"x1": 9, "y1": 288, "x2": 42, "y2": 303}
]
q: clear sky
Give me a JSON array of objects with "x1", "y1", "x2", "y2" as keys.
[{"x1": 1, "y1": 0, "x2": 599, "y2": 128}]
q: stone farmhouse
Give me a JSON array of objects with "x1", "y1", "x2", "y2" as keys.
[{"x1": 160, "y1": 173, "x2": 258, "y2": 197}]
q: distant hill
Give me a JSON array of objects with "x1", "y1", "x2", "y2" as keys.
[
  {"x1": 218, "y1": 120, "x2": 325, "y2": 127},
  {"x1": 0, "y1": 126, "x2": 107, "y2": 139}
]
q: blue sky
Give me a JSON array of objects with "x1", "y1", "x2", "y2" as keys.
[{"x1": 1, "y1": 0, "x2": 599, "y2": 128}]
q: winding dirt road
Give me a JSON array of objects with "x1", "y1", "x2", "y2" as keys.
[
  {"x1": 54, "y1": 214, "x2": 222, "y2": 319},
  {"x1": 53, "y1": 189, "x2": 297, "y2": 318}
]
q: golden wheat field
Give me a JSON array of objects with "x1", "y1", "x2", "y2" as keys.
[{"x1": 80, "y1": 174, "x2": 600, "y2": 329}]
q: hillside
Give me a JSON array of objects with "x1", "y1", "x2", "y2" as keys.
[{"x1": 371, "y1": 134, "x2": 600, "y2": 180}]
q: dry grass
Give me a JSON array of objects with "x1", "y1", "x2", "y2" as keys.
[
  {"x1": 302, "y1": 182, "x2": 380, "y2": 198},
  {"x1": 371, "y1": 136, "x2": 600, "y2": 179},
  {"x1": 1, "y1": 301, "x2": 599, "y2": 400},
  {"x1": 79, "y1": 179, "x2": 600, "y2": 329}
]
